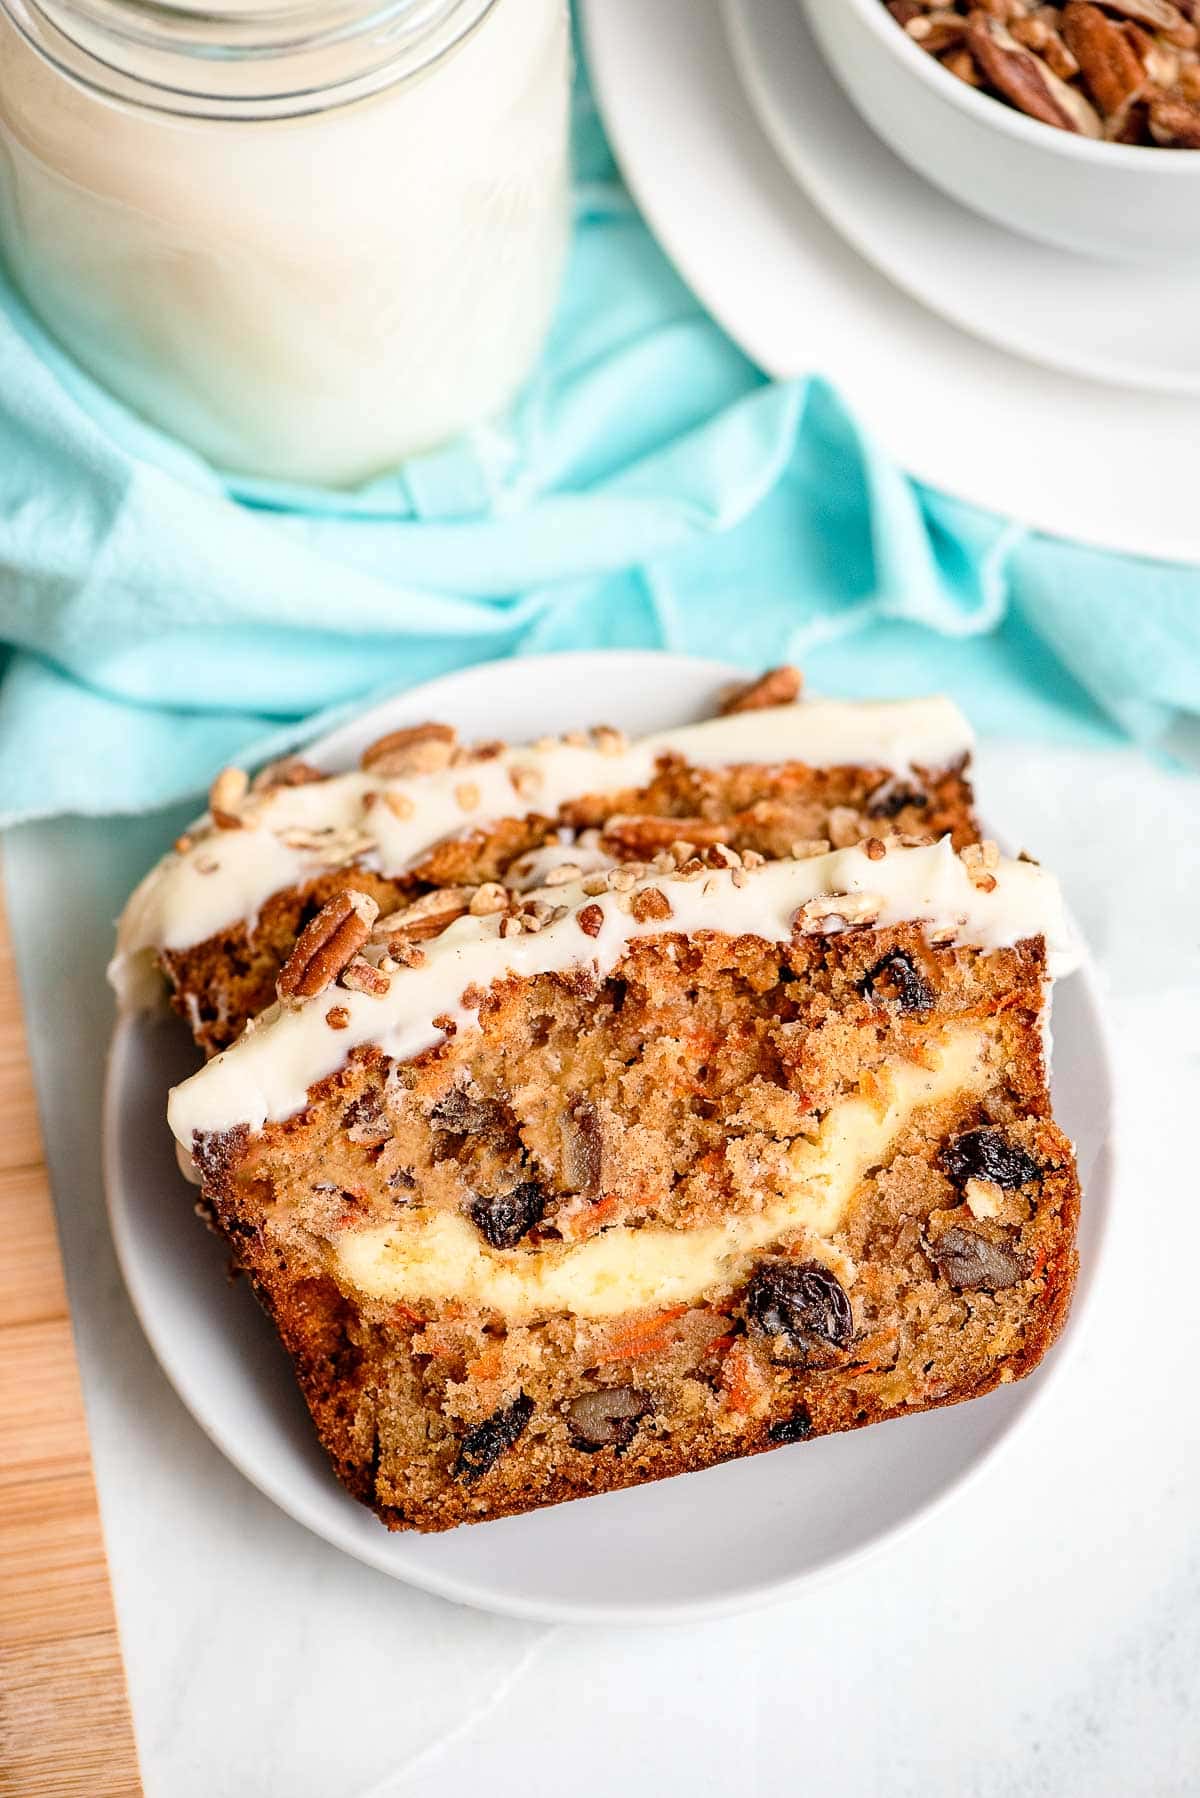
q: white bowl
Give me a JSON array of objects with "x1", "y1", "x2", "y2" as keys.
[
  {"x1": 103, "y1": 651, "x2": 1114, "y2": 1623},
  {"x1": 804, "y1": 0, "x2": 1200, "y2": 263}
]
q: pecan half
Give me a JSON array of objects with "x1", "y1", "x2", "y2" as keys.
[
  {"x1": 373, "y1": 886, "x2": 474, "y2": 942},
  {"x1": 1061, "y1": 3, "x2": 1146, "y2": 113},
  {"x1": 966, "y1": 14, "x2": 1103, "y2": 133},
  {"x1": 277, "y1": 890, "x2": 379, "y2": 1000},
  {"x1": 718, "y1": 665, "x2": 803, "y2": 715},
  {"x1": 360, "y1": 722, "x2": 457, "y2": 778}
]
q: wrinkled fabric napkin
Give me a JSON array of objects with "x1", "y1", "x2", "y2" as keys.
[{"x1": 0, "y1": 26, "x2": 1196, "y2": 826}]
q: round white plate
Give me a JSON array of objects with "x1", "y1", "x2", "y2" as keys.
[
  {"x1": 729, "y1": 0, "x2": 1200, "y2": 399},
  {"x1": 581, "y1": 0, "x2": 1200, "y2": 564},
  {"x1": 104, "y1": 651, "x2": 1114, "y2": 1623}
]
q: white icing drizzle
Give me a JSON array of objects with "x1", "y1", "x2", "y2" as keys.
[
  {"x1": 110, "y1": 695, "x2": 973, "y2": 1006},
  {"x1": 166, "y1": 838, "x2": 1078, "y2": 1147}
]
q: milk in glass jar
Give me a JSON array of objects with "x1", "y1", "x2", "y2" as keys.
[{"x1": 0, "y1": 0, "x2": 570, "y2": 483}]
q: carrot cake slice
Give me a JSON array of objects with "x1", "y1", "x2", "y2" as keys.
[
  {"x1": 160, "y1": 834, "x2": 1082, "y2": 1532},
  {"x1": 111, "y1": 668, "x2": 978, "y2": 1056}
]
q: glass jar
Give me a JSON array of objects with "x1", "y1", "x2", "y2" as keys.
[{"x1": 0, "y1": 0, "x2": 570, "y2": 484}]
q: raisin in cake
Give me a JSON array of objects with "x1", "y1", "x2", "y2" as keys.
[
  {"x1": 160, "y1": 835, "x2": 1082, "y2": 1532},
  {"x1": 110, "y1": 669, "x2": 978, "y2": 1056}
]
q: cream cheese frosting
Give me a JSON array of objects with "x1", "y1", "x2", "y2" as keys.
[
  {"x1": 111, "y1": 694, "x2": 973, "y2": 1007},
  {"x1": 166, "y1": 837, "x2": 1078, "y2": 1147}
]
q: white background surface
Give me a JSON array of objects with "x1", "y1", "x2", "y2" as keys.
[{"x1": 9, "y1": 737, "x2": 1199, "y2": 1796}]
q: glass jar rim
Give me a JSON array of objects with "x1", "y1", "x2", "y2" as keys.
[{"x1": 1, "y1": 0, "x2": 499, "y2": 117}]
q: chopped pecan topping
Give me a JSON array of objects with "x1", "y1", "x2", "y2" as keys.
[
  {"x1": 339, "y1": 956, "x2": 391, "y2": 996},
  {"x1": 209, "y1": 765, "x2": 249, "y2": 830},
  {"x1": 591, "y1": 724, "x2": 628, "y2": 755},
  {"x1": 960, "y1": 840, "x2": 1001, "y2": 892},
  {"x1": 577, "y1": 902, "x2": 605, "y2": 937},
  {"x1": 360, "y1": 722, "x2": 457, "y2": 778},
  {"x1": 509, "y1": 764, "x2": 543, "y2": 802},
  {"x1": 793, "y1": 892, "x2": 882, "y2": 934},
  {"x1": 251, "y1": 756, "x2": 324, "y2": 792},
  {"x1": 718, "y1": 664, "x2": 802, "y2": 715},
  {"x1": 606, "y1": 867, "x2": 638, "y2": 893},
  {"x1": 277, "y1": 889, "x2": 379, "y2": 1000},
  {"x1": 629, "y1": 886, "x2": 673, "y2": 923},
  {"x1": 469, "y1": 882, "x2": 510, "y2": 916},
  {"x1": 542, "y1": 862, "x2": 582, "y2": 887}
]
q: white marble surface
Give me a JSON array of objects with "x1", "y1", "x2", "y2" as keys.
[{"x1": 8, "y1": 742, "x2": 1199, "y2": 1798}]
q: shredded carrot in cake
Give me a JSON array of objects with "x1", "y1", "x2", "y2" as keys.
[
  {"x1": 468, "y1": 1340, "x2": 504, "y2": 1382},
  {"x1": 720, "y1": 1340, "x2": 756, "y2": 1413},
  {"x1": 596, "y1": 1305, "x2": 689, "y2": 1363}
]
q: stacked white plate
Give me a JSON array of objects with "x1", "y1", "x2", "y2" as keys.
[{"x1": 581, "y1": 0, "x2": 1200, "y2": 563}]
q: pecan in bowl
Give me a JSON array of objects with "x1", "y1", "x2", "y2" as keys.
[
  {"x1": 807, "y1": 0, "x2": 1200, "y2": 260},
  {"x1": 883, "y1": 2, "x2": 1200, "y2": 148}
]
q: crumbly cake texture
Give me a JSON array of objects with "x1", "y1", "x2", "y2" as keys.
[
  {"x1": 174, "y1": 839, "x2": 1082, "y2": 1533},
  {"x1": 114, "y1": 670, "x2": 980, "y2": 1056}
]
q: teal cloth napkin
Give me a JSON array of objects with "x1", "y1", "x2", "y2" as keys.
[{"x1": 0, "y1": 28, "x2": 1197, "y2": 825}]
